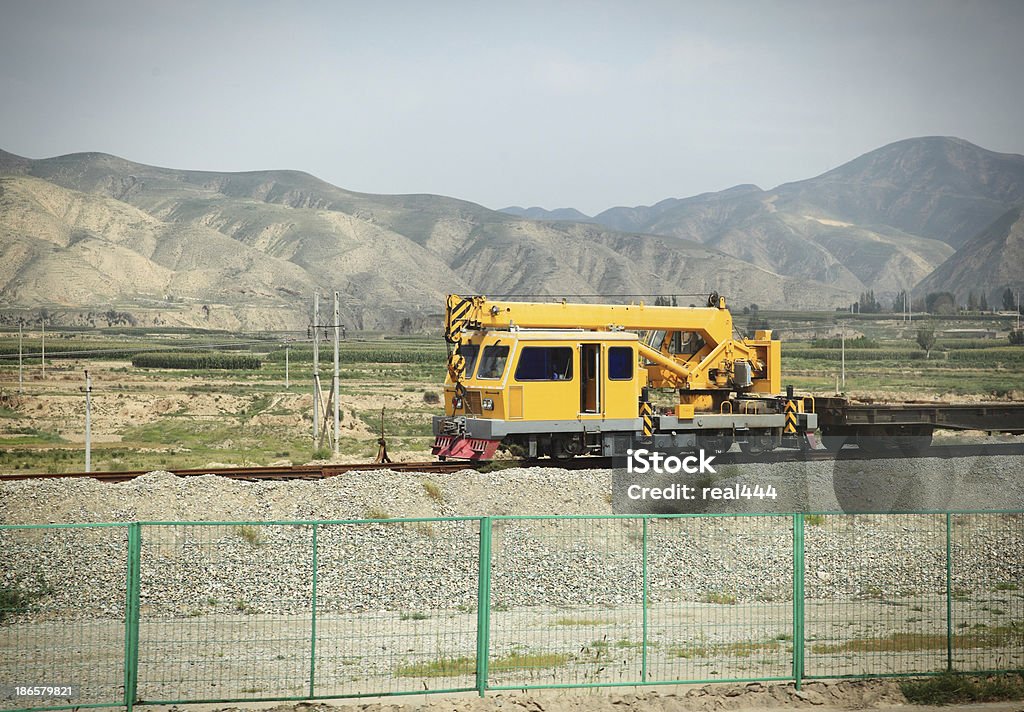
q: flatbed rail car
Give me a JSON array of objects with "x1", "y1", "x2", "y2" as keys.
[{"x1": 815, "y1": 397, "x2": 1024, "y2": 452}]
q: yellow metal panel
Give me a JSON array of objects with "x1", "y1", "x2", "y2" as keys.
[
  {"x1": 518, "y1": 380, "x2": 578, "y2": 420},
  {"x1": 767, "y1": 339, "x2": 781, "y2": 393},
  {"x1": 509, "y1": 386, "x2": 523, "y2": 420},
  {"x1": 602, "y1": 346, "x2": 639, "y2": 419},
  {"x1": 675, "y1": 404, "x2": 695, "y2": 419}
]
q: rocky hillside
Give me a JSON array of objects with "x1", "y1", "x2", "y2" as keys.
[
  {"x1": 4, "y1": 138, "x2": 1021, "y2": 329},
  {"x1": 916, "y1": 205, "x2": 1024, "y2": 301},
  {"x1": 579, "y1": 138, "x2": 1024, "y2": 300},
  {"x1": 0, "y1": 150, "x2": 852, "y2": 330}
]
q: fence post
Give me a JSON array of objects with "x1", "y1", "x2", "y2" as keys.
[
  {"x1": 792, "y1": 514, "x2": 805, "y2": 690},
  {"x1": 309, "y1": 523, "x2": 320, "y2": 698},
  {"x1": 123, "y1": 523, "x2": 142, "y2": 712},
  {"x1": 641, "y1": 517, "x2": 649, "y2": 684},
  {"x1": 475, "y1": 517, "x2": 492, "y2": 697},
  {"x1": 945, "y1": 513, "x2": 953, "y2": 672}
]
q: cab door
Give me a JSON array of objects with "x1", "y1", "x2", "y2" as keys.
[
  {"x1": 603, "y1": 344, "x2": 639, "y2": 419},
  {"x1": 580, "y1": 343, "x2": 601, "y2": 415}
]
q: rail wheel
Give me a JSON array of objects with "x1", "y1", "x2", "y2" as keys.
[
  {"x1": 698, "y1": 432, "x2": 734, "y2": 454},
  {"x1": 820, "y1": 429, "x2": 849, "y2": 452},
  {"x1": 739, "y1": 432, "x2": 775, "y2": 454},
  {"x1": 855, "y1": 433, "x2": 893, "y2": 454},
  {"x1": 550, "y1": 434, "x2": 583, "y2": 460},
  {"x1": 896, "y1": 427, "x2": 933, "y2": 456},
  {"x1": 856, "y1": 425, "x2": 932, "y2": 455}
]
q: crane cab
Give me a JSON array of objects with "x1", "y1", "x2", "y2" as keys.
[
  {"x1": 434, "y1": 330, "x2": 645, "y2": 459},
  {"x1": 443, "y1": 330, "x2": 643, "y2": 421}
]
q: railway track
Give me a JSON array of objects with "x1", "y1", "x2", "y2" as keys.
[
  {"x1": 0, "y1": 460, "x2": 474, "y2": 484},
  {"x1": 2, "y1": 441, "x2": 1021, "y2": 483}
]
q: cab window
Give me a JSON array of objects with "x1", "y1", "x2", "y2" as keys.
[
  {"x1": 457, "y1": 344, "x2": 480, "y2": 377},
  {"x1": 608, "y1": 346, "x2": 633, "y2": 380},
  {"x1": 676, "y1": 331, "x2": 705, "y2": 355},
  {"x1": 477, "y1": 344, "x2": 509, "y2": 379},
  {"x1": 515, "y1": 346, "x2": 574, "y2": 381}
]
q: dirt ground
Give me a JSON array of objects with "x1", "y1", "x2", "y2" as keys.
[
  {"x1": 138, "y1": 680, "x2": 1024, "y2": 712},
  {"x1": 0, "y1": 356, "x2": 442, "y2": 466}
]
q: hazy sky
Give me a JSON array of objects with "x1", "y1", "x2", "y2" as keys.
[{"x1": 2, "y1": 0, "x2": 1023, "y2": 214}]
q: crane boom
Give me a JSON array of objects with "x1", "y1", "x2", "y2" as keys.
[{"x1": 444, "y1": 293, "x2": 780, "y2": 409}]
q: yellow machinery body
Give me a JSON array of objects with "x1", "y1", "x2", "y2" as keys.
[{"x1": 433, "y1": 293, "x2": 805, "y2": 460}]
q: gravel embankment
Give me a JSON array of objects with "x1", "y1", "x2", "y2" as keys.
[{"x1": 1, "y1": 464, "x2": 1022, "y2": 619}]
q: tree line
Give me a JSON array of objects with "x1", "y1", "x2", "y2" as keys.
[{"x1": 851, "y1": 287, "x2": 1020, "y2": 315}]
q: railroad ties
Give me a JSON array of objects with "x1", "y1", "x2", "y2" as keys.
[{"x1": 2, "y1": 440, "x2": 1023, "y2": 484}]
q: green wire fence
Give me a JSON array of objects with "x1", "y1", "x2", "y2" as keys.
[{"x1": 1, "y1": 512, "x2": 1022, "y2": 712}]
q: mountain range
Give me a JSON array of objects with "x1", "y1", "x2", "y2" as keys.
[
  {"x1": 503, "y1": 137, "x2": 1024, "y2": 305},
  {"x1": 1, "y1": 136, "x2": 1021, "y2": 331},
  {"x1": 0, "y1": 149, "x2": 850, "y2": 331}
]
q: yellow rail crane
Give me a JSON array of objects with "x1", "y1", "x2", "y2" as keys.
[{"x1": 432, "y1": 293, "x2": 815, "y2": 460}]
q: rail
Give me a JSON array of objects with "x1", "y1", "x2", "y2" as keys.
[{"x1": 3, "y1": 442, "x2": 1023, "y2": 483}]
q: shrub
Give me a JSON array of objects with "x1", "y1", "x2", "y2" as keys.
[
  {"x1": 365, "y1": 507, "x2": 392, "y2": 520},
  {"x1": 132, "y1": 351, "x2": 261, "y2": 369},
  {"x1": 0, "y1": 576, "x2": 49, "y2": 622},
  {"x1": 810, "y1": 336, "x2": 880, "y2": 349},
  {"x1": 266, "y1": 347, "x2": 444, "y2": 364},
  {"x1": 422, "y1": 479, "x2": 443, "y2": 502},
  {"x1": 917, "y1": 327, "x2": 937, "y2": 358},
  {"x1": 232, "y1": 525, "x2": 263, "y2": 547}
]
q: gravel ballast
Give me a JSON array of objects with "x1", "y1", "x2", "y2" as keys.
[{"x1": 1, "y1": 461, "x2": 1022, "y2": 616}]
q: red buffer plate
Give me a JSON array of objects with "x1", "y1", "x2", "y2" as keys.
[{"x1": 431, "y1": 435, "x2": 501, "y2": 461}]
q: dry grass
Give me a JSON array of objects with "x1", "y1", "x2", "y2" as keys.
[
  {"x1": 422, "y1": 479, "x2": 443, "y2": 502},
  {"x1": 396, "y1": 651, "x2": 569, "y2": 677},
  {"x1": 551, "y1": 617, "x2": 612, "y2": 626},
  {"x1": 812, "y1": 628, "x2": 1022, "y2": 654},
  {"x1": 671, "y1": 639, "x2": 785, "y2": 659},
  {"x1": 901, "y1": 673, "x2": 1024, "y2": 704},
  {"x1": 232, "y1": 525, "x2": 263, "y2": 547},
  {"x1": 364, "y1": 506, "x2": 392, "y2": 520}
]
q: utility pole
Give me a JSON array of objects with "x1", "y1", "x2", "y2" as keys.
[
  {"x1": 841, "y1": 327, "x2": 846, "y2": 390},
  {"x1": 41, "y1": 320, "x2": 45, "y2": 380},
  {"x1": 312, "y1": 292, "x2": 320, "y2": 446},
  {"x1": 84, "y1": 370, "x2": 92, "y2": 473},
  {"x1": 284, "y1": 344, "x2": 290, "y2": 390},
  {"x1": 333, "y1": 291, "x2": 340, "y2": 456},
  {"x1": 1017, "y1": 289, "x2": 1020, "y2": 331},
  {"x1": 18, "y1": 323, "x2": 23, "y2": 394}
]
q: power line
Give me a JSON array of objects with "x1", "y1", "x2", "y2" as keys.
[{"x1": 0, "y1": 338, "x2": 292, "y2": 361}]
